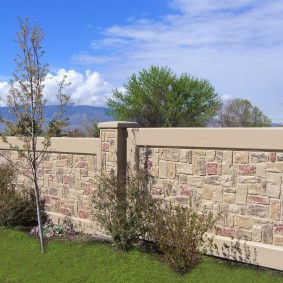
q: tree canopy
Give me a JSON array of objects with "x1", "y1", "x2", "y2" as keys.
[
  {"x1": 107, "y1": 66, "x2": 221, "y2": 127},
  {"x1": 219, "y1": 98, "x2": 272, "y2": 127}
]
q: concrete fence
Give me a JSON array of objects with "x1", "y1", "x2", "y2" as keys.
[{"x1": 0, "y1": 121, "x2": 283, "y2": 271}]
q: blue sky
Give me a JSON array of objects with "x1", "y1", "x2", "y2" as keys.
[{"x1": 1, "y1": 0, "x2": 283, "y2": 122}]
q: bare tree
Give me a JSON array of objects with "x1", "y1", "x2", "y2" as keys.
[
  {"x1": 217, "y1": 98, "x2": 271, "y2": 127},
  {"x1": 0, "y1": 18, "x2": 71, "y2": 253}
]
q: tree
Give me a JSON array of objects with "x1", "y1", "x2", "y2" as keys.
[
  {"x1": 82, "y1": 120, "x2": 100, "y2": 137},
  {"x1": 219, "y1": 98, "x2": 271, "y2": 127},
  {"x1": 0, "y1": 18, "x2": 71, "y2": 253},
  {"x1": 107, "y1": 66, "x2": 221, "y2": 127}
]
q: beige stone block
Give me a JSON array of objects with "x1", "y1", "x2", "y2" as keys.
[
  {"x1": 193, "y1": 150, "x2": 206, "y2": 156},
  {"x1": 219, "y1": 203, "x2": 229, "y2": 226},
  {"x1": 274, "y1": 236, "x2": 283, "y2": 247},
  {"x1": 233, "y1": 151, "x2": 249, "y2": 164},
  {"x1": 250, "y1": 152, "x2": 269, "y2": 163},
  {"x1": 180, "y1": 150, "x2": 188, "y2": 163},
  {"x1": 159, "y1": 160, "x2": 167, "y2": 179},
  {"x1": 160, "y1": 148, "x2": 179, "y2": 162},
  {"x1": 206, "y1": 150, "x2": 215, "y2": 162},
  {"x1": 150, "y1": 166, "x2": 159, "y2": 177},
  {"x1": 235, "y1": 229, "x2": 252, "y2": 241},
  {"x1": 56, "y1": 159, "x2": 68, "y2": 167},
  {"x1": 222, "y1": 151, "x2": 233, "y2": 174},
  {"x1": 252, "y1": 224, "x2": 262, "y2": 242},
  {"x1": 63, "y1": 168, "x2": 72, "y2": 174},
  {"x1": 105, "y1": 131, "x2": 116, "y2": 139},
  {"x1": 262, "y1": 224, "x2": 273, "y2": 244},
  {"x1": 213, "y1": 187, "x2": 223, "y2": 202},
  {"x1": 237, "y1": 176, "x2": 256, "y2": 184},
  {"x1": 221, "y1": 175, "x2": 232, "y2": 188},
  {"x1": 198, "y1": 156, "x2": 206, "y2": 176},
  {"x1": 227, "y1": 214, "x2": 234, "y2": 227},
  {"x1": 215, "y1": 151, "x2": 223, "y2": 163},
  {"x1": 179, "y1": 174, "x2": 187, "y2": 184},
  {"x1": 44, "y1": 175, "x2": 49, "y2": 187},
  {"x1": 202, "y1": 185, "x2": 213, "y2": 200},
  {"x1": 267, "y1": 163, "x2": 283, "y2": 173},
  {"x1": 224, "y1": 187, "x2": 236, "y2": 193},
  {"x1": 248, "y1": 183, "x2": 261, "y2": 195},
  {"x1": 266, "y1": 172, "x2": 281, "y2": 198},
  {"x1": 44, "y1": 161, "x2": 53, "y2": 169},
  {"x1": 256, "y1": 164, "x2": 266, "y2": 178},
  {"x1": 270, "y1": 199, "x2": 280, "y2": 220},
  {"x1": 202, "y1": 200, "x2": 213, "y2": 210},
  {"x1": 75, "y1": 179, "x2": 81, "y2": 190},
  {"x1": 246, "y1": 204, "x2": 269, "y2": 218},
  {"x1": 187, "y1": 177, "x2": 203, "y2": 188},
  {"x1": 234, "y1": 215, "x2": 254, "y2": 229},
  {"x1": 223, "y1": 193, "x2": 235, "y2": 204},
  {"x1": 236, "y1": 184, "x2": 248, "y2": 204},
  {"x1": 213, "y1": 203, "x2": 220, "y2": 220},
  {"x1": 69, "y1": 189, "x2": 78, "y2": 200},
  {"x1": 176, "y1": 163, "x2": 193, "y2": 175},
  {"x1": 167, "y1": 162, "x2": 176, "y2": 179},
  {"x1": 204, "y1": 176, "x2": 221, "y2": 185}
]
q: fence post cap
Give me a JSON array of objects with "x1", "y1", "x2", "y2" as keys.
[{"x1": 98, "y1": 121, "x2": 139, "y2": 129}]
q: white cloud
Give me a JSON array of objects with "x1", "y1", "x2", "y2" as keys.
[
  {"x1": 45, "y1": 69, "x2": 112, "y2": 106},
  {"x1": 0, "y1": 81, "x2": 10, "y2": 106},
  {"x1": 0, "y1": 69, "x2": 112, "y2": 107}
]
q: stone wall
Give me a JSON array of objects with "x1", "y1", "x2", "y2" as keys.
[
  {"x1": 139, "y1": 147, "x2": 283, "y2": 247},
  {"x1": 0, "y1": 150, "x2": 98, "y2": 232},
  {"x1": 1, "y1": 123, "x2": 283, "y2": 270}
]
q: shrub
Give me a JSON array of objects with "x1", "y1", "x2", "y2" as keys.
[
  {"x1": 92, "y1": 173, "x2": 150, "y2": 250},
  {"x1": 31, "y1": 218, "x2": 76, "y2": 239},
  {"x1": 0, "y1": 163, "x2": 46, "y2": 227},
  {"x1": 146, "y1": 200, "x2": 217, "y2": 273}
]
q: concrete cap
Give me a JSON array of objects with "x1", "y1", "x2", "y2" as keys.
[{"x1": 98, "y1": 121, "x2": 139, "y2": 129}]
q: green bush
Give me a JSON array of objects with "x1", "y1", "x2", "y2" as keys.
[
  {"x1": 146, "y1": 201, "x2": 217, "y2": 273},
  {"x1": 92, "y1": 173, "x2": 150, "y2": 250},
  {"x1": 0, "y1": 163, "x2": 46, "y2": 227}
]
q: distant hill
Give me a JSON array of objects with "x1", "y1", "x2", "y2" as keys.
[{"x1": 0, "y1": 105, "x2": 114, "y2": 130}]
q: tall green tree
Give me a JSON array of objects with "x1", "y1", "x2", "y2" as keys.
[
  {"x1": 0, "y1": 18, "x2": 71, "y2": 253},
  {"x1": 107, "y1": 66, "x2": 221, "y2": 127},
  {"x1": 219, "y1": 98, "x2": 271, "y2": 127}
]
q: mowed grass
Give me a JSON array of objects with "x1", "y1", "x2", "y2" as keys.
[{"x1": 0, "y1": 228, "x2": 282, "y2": 283}]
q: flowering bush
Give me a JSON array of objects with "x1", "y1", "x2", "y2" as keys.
[{"x1": 30, "y1": 218, "x2": 76, "y2": 239}]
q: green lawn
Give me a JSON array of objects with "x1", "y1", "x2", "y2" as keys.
[{"x1": 0, "y1": 228, "x2": 282, "y2": 283}]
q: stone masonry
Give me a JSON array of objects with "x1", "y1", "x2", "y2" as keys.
[
  {"x1": 139, "y1": 147, "x2": 283, "y2": 247},
  {"x1": 0, "y1": 150, "x2": 98, "y2": 226}
]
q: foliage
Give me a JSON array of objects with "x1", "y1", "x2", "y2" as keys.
[
  {"x1": 92, "y1": 173, "x2": 150, "y2": 250},
  {"x1": 219, "y1": 98, "x2": 271, "y2": 127},
  {"x1": 0, "y1": 163, "x2": 46, "y2": 227},
  {"x1": 146, "y1": 200, "x2": 217, "y2": 273},
  {"x1": 83, "y1": 120, "x2": 100, "y2": 137},
  {"x1": 107, "y1": 66, "x2": 221, "y2": 127},
  {"x1": 30, "y1": 218, "x2": 76, "y2": 239},
  {"x1": 0, "y1": 17, "x2": 71, "y2": 253}
]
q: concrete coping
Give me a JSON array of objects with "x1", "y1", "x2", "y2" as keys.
[{"x1": 98, "y1": 121, "x2": 139, "y2": 129}]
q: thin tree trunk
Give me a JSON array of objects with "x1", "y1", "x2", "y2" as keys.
[{"x1": 34, "y1": 179, "x2": 44, "y2": 254}]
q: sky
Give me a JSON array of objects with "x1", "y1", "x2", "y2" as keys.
[{"x1": 0, "y1": 0, "x2": 283, "y2": 122}]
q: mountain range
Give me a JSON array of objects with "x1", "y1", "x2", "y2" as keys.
[{"x1": 0, "y1": 105, "x2": 114, "y2": 130}]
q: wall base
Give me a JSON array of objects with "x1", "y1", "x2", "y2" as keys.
[{"x1": 209, "y1": 234, "x2": 283, "y2": 271}]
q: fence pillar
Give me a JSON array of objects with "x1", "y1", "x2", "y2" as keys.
[{"x1": 98, "y1": 121, "x2": 138, "y2": 179}]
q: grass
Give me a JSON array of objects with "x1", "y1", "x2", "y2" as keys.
[{"x1": 0, "y1": 228, "x2": 283, "y2": 283}]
